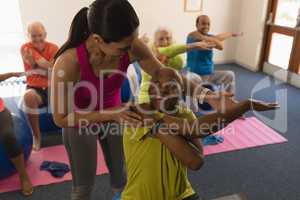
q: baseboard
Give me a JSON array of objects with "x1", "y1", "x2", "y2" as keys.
[
  {"x1": 214, "y1": 59, "x2": 259, "y2": 72},
  {"x1": 289, "y1": 71, "x2": 300, "y2": 88},
  {"x1": 263, "y1": 62, "x2": 300, "y2": 89},
  {"x1": 214, "y1": 60, "x2": 236, "y2": 65},
  {"x1": 234, "y1": 60, "x2": 259, "y2": 72},
  {"x1": 220, "y1": 61, "x2": 300, "y2": 89},
  {"x1": 263, "y1": 63, "x2": 289, "y2": 82},
  {"x1": 214, "y1": 61, "x2": 300, "y2": 89}
]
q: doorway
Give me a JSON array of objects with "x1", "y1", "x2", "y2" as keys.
[{"x1": 261, "y1": 0, "x2": 300, "y2": 75}]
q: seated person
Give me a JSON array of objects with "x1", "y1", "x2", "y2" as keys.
[
  {"x1": 0, "y1": 72, "x2": 33, "y2": 196},
  {"x1": 187, "y1": 15, "x2": 243, "y2": 95},
  {"x1": 122, "y1": 68, "x2": 278, "y2": 200},
  {"x1": 150, "y1": 27, "x2": 214, "y2": 71},
  {"x1": 122, "y1": 69, "x2": 204, "y2": 200},
  {"x1": 139, "y1": 27, "x2": 214, "y2": 104},
  {"x1": 21, "y1": 22, "x2": 59, "y2": 151}
]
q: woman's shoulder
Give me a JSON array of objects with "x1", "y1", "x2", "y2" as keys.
[
  {"x1": 56, "y1": 48, "x2": 79, "y2": 67},
  {"x1": 54, "y1": 48, "x2": 80, "y2": 79}
]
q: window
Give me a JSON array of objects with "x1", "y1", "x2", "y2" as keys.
[
  {"x1": 0, "y1": 0, "x2": 25, "y2": 74},
  {"x1": 274, "y1": 0, "x2": 300, "y2": 27},
  {"x1": 268, "y1": 33, "x2": 294, "y2": 70}
]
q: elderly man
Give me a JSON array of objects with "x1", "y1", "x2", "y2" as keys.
[
  {"x1": 187, "y1": 15, "x2": 243, "y2": 95},
  {"x1": 21, "y1": 22, "x2": 58, "y2": 151}
]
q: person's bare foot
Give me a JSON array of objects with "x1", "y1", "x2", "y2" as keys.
[
  {"x1": 20, "y1": 175, "x2": 33, "y2": 196},
  {"x1": 33, "y1": 136, "x2": 41, "y2": 151}
]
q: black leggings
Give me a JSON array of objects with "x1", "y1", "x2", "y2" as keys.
[
  {"x1": 63, "y1": 123, "x2": 126, "y2": 200},
  {"x1": 0, "y1": 108, "x2": 22, "y2": 159}
]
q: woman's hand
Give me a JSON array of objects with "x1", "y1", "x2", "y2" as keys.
[
  {"x1": 112, "y1": 104, "x2": 143, "y2": 126},
  {"x1": 129, "y1": 104, "x2": 157, "y2": 127}
]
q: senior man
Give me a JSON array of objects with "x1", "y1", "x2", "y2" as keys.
[{"x1": 21, "y1": 22, "x2": 59, "y2": 151}]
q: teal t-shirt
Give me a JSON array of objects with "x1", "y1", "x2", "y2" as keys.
[{"x1": 186, "y1": 36, "x2": 214, "y2": 75}]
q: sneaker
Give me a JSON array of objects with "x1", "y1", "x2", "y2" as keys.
[{"x1": 112, "y1": 192, "x2": 122, "y2": 200}]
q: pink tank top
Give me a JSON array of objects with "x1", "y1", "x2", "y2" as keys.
[{"x1": 74, "y1": 43, "x2": 130, "y2": 111}]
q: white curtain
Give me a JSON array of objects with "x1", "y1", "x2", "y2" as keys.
[
  {"x1": 296, "y1": 5, "x2": 300, "y2": 27},
  {"x1": 0, "y1": 0, "x2": 25, "y2": 74}
]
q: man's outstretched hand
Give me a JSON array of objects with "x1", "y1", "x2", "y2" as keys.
[
  {"x1": 248, "y1": 99, "x2": 280, "y2": 111},
  {"x1": 206, "y1": 92, "x2": 279, "y2": 113}
]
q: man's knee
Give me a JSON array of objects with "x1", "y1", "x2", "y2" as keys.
[
  {"x1": 186, "y1": 72, "x2": 203, "y2": 85},
  {"x1": 23, "y1": 90, "x2": 42, "y2": 108},
  {"x1": 224, "y1": 71, "x2": 235, "y2": 82}
]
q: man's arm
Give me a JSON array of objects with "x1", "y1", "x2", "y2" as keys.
[
  {"x1": 21, "y1": 47, "x2": 54, "y2": 70},
  {"x1": 159, "y1": 99, "x2": 278, "y2": 138},
  {"x1": 188, "y1": 31, "x2": 224, "y2": 50},
  {"x1": 215, "y1": 32, "x2": 243, "y2": 41},
  {"x1": 155, "y1": 133, "x2": 204, "y2": 171},
  {"x1": 28, "y1": 48, "x2": 54, "y2": 69}
]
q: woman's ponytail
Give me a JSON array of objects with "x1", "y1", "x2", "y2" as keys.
[
  {"x1": 55, "y1": 7, "x2": 90, "y2": 59},
  {"x1": 55, "y1": 0, "x2": 140, "y2": 60}
]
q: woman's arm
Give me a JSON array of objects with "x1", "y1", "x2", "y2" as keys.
[
  {"x1": 158, "y1": 45, "x2": 187, "y2": 58},
  {"x1": 51, "y1": 50, "x2": 142, "y2": 128},
  {"x1": 130, "y1": 38, "x2": 163, "y2": 77},
  {"x1": 130, "y1": 38, "x2": 215, "y2": 104},
  {"x1": 158, "y1": 42, "x2": 215, "y2": 59}
]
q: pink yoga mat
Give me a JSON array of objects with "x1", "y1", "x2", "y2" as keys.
[
  {"x1": 0, "y1": 117, "x2": 287, "y2": 194},
  {"x1": 0, "y1": 144, "x2": 108, "y2": 194},
  {"x1": 204, "y1": 117, "x2": 288, "y2": 155}
]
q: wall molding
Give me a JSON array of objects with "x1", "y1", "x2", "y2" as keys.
[
  {"x1": 263, "y1": 62, "x2": 300, "y2": 89},
  {"x1": 217, "y1": 60, "x2": 300, "y2": 89},
  {"x1": 216, "y1": 59, "x2": 259, "y2": 72},
  {"x1": 234, "y1": 60, "x2": 260, "y2": 72}
]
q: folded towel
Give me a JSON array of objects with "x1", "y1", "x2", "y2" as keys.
[
  {"x1": 40, "y1": 161, "x2": 70, "y2": 178},
  {"x1": 203, "y1": 135, "x2": 224, "y2": 146}
]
